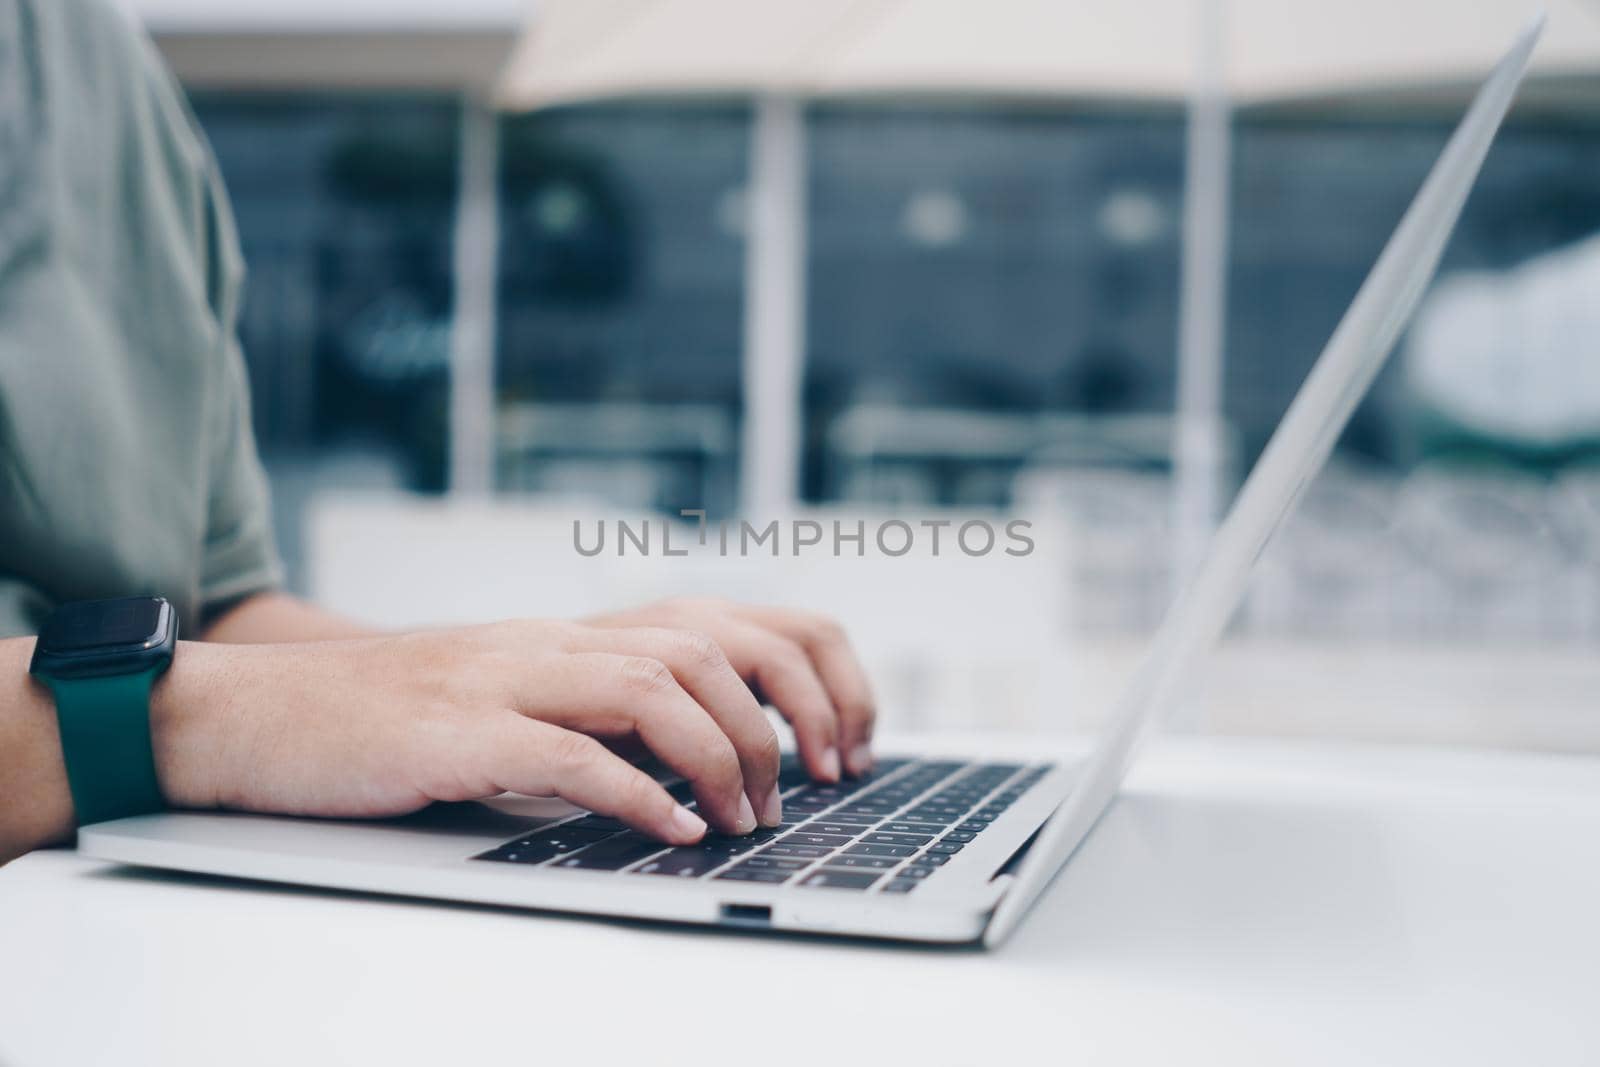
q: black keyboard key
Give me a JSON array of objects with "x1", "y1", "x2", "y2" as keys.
[
  {"x1": 900, "y1": 810, "x2": 957, "y2": 825},
  {"x1": 834, "y1": 803, "x2": 896, "y2": 817},
  {"x1": 822, "y1": 811, "x2": 882, "y2": 826},
  {"x1": 762, "y1": 843, "x2": 833, "y2": 859},
  {"x1": 557, "y1": 833, "x2": 669, "y2": 870},
  {"x1": 634, "y1": 849, "x2": 727, "y2": 877},
  {"x1": 784, "y1": 803, "x2": 831, "y2": 815},
  {"x1": 802, "y1": 822, "x2": 864, "y2": 838},
  {"x1": 716, "y1": 868, "x2": 792, "y2": 884},
  {"x1": 942, "y1": 831, "x2": 976, "y2": 843},
  {"x1": 910, "y1": 852, "x2": 951, "y2": 866},
  {"x1": 823, "y1": 854, "x2": 898, "y2": 870},
  {"x1": 781, "y1": 832, "x2": 853, "y2": 849},
  {"x1": 505, "y1": 825, "x2": 616, "y2": 855},
  {"x1": 928, "y1": 841, "x2": 964, "y2": 855},
  {"x1": 854, "y1": 757, "x2": 909, "y2": 778},
  {"x1": 882, "y1": 821, "x2": 944, "y2": 835},
  {"x1": 880, "y1": 879, "x2": 920, "y2": 894},
  {"x1": 845, "y1": 842, "x2": 915, "y2": 858},
  {"x1": 896, "y1": 864, "x2": 934, "y2": 879},
  {"x1": 957, "y1": 821, "x2": 991, "y2": 834},
  {"x1": 800, "y1": 869, "x2": 881, "y2": 890},
  {"x1": 864, "y1": 831, "x2": 933, "y2": 847},
  {"x1": 697, "y1": 834, "x2": 764, "y2": 855},
  {"x1": 740, "y1": 855, "x2": 811, "y2": 871},
  {"x1": 476, "y1": 844, "x2": 561, "y2": 864}
]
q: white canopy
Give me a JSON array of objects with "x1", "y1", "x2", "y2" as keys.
[{"x1": 498, "y1": 0, "x2": 1600, "y2": 108}]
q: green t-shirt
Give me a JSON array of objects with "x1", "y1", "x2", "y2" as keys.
[{"x1": 0, "y1": 0, "x2": 281, "y2": 637}]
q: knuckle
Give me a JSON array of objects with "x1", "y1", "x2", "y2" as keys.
[
  {"x1": 542, "y1": 620, "x2": 586, "y2": 648},
  {"x1": 753, "y1": 728, "x2": 783, "y2": 772},
  {"x1": 673, "y1": 629, "x2": 727, "y2": 669},
  {"x1": 473, "y1": 620, "x2": 521, "y2": 649},
  {"x1": 619, "y1": 656, "x2": 677, "y2": 695},
  {"x1": 706, "y1": 736, "x2": 744, "y2": 786},
  {"x1": 623, "y1": 773, "x2": 669, "y2": 817},
  {"x1": 809, "y1": 615, "x2": 848, "y2": 645},
  {"x1": 490, "y1": 617, "x2": 566, "y2": 647},
  {"x1": 547, "y1": 730, "x2": 601, "y2": 772},
  {"x1": 774, "y1": 637, "x2": 811, "y2": 671},
  {"x1": 670, "y1": 595, "x2": 727, "y2": 615}
]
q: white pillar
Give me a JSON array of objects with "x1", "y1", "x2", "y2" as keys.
[
  {"x1": 448, "y1": 95, "x2": 502, "y2": 497},
  {"x1": 740, "y1": 94, "x2": 807, "y2": 518},
  {"x1": 1173, "y1": 0, "x2": 1232, "y2": 585}
]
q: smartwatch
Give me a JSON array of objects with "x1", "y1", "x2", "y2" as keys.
[{"x1": 29, "y1": 596, "x2": 178, "y2": 826}]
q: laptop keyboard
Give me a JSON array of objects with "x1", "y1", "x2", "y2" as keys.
[{"x1": 474, "y1": 756, "x2": 1053, "y2": 894}]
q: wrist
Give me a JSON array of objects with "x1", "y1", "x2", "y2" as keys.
[
  {"x1": 0, "y1": 637, "x2": 74, "y2": 858},
  {"x1": 149, "y1": 640, "x2": 240, "y2": 811}
]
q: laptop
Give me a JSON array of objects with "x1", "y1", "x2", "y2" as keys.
[{"x1": 77, "y1": 19, "x2": 1542, "y2": 948}]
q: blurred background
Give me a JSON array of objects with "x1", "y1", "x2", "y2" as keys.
[{"x1": 120, "y1": 0, "x2": 1600, "y2": 749}]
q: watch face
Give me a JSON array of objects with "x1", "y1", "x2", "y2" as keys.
[{"x1": 39, "y1": 597, "x2": 166, "y2": 653}]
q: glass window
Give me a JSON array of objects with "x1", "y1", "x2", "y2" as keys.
[
  {"x1": 494, "y1": 104, "x2": 750, "y2": 518},
  {"x1": 189, "y1": 88, "x2": 1600, "y2": 641},
  {"x1": 190, "y1": 93, "x2": 461, "y2": 587},
  {"x1": 807, "y1": 106, "x2": 1186, "y2": 510},
  {"x1": 1232, "y1": 114, "x2": 1600, "y2": 641}
]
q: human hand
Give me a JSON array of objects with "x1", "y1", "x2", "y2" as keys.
[
  {"x1": 584, "y1": 598, "x2": 877, "y2": 782},
  {"x1": 151, "y1": 616, "x2": 822, "y2": 844}
]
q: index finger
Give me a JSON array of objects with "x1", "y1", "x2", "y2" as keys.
[{"x1": 483, "y1": 716, "x2": 709, "y2": 845}]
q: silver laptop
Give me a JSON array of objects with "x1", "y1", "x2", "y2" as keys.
[{"x1": 78, "y1": 20, "x2": 1541, "y2": 947}]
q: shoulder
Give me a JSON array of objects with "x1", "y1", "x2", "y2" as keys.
[
  {"x1": 36, "y1": 0, "x2": 210, "y2": 186},
  {"x1": 29, "y1": 0, "x2": 243, "y2": 322}
]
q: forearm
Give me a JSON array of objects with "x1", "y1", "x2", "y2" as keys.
[
  {"x1": 0, "y1": 637, "x2": 73, "y2": 865},
  {"x1": 202, "y1": 592, "x2": 378, "y2": 643}
]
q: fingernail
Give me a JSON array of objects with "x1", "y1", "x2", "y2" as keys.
[
  {"x1": 820, "y1": 748, "x2": 842, "y2": 782},
  {"x1": 846, "y1": 744, "x2": 874, "y2": 777},
  {"x1": 759, "y1": 784, "x2": 783, "y2": 827},
  {"x1": 670, "y1": 805, "x2": 707, "y2": 842},
  {"x1": 734, "y1": 794, "x2": 758, "y2": 834}
]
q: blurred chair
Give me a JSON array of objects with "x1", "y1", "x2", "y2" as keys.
[
  {"x1": 495, "y1": 401, "x2": 738, "y2": 516},
  {"x1": 1244, "y1": 465, "x2": 1405, "y2": 639},
  {"x1": 1014, "y1": 466, "x2": 1173, "y2": 637},
  {"x1": 1392, "y1": 465, "x2": 1585, "y2": 641}
]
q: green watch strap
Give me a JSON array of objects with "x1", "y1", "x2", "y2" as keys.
[{"x1": 45, "y1": 668, "x2": 167, "y2": 826}]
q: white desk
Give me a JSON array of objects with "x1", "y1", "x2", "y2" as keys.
[{"x1": 3, "y1": 736, "x2": 1599, "y2": 1067}]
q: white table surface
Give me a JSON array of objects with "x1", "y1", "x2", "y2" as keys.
[{"x1": 3, "y1": 733, "x2": 1599, "y2": 1067}]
